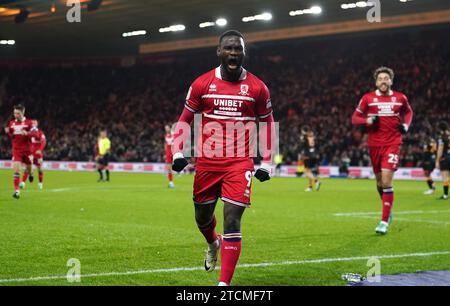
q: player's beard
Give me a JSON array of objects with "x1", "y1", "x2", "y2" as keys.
[
  {"x1": 377, "y1": 83, "x2": 391, "y2": 95},
  {"x1": 222, "y1": 56, "x2": 243, "y2": 76}
]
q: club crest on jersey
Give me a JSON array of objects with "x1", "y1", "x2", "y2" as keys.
[
  {"x1": 373, "y1": 98, "x2": 378, "y2": 103},
  {"x1": 239, "y1": 84, "x2": 249, "y2": 96},
  {"x1": 209, "y1": 84, "x2": 217, "y2": 92},
  {"x1": 391, "y1": 97, "x2": 397, "y2": 102}
]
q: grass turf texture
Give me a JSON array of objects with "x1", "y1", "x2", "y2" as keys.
[{"x1": 0, "y1": 169, "x2": 449, "y2": 286}]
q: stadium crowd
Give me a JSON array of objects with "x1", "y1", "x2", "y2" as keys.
[{"x1": 0, "y1": 27, "x2": 449, "y2": 167}]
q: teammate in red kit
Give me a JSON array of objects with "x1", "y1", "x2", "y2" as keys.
[
  {"x1": 27, "y1": 120, "x2": 46, "y2": 190},
  {"x1": 4, "y1": 104, "x2": 36, "y2": 199},
  {"x1": 164, "y1": 124, "x2": 175, "y2": 188},
  {"x1": 171, "y1": 30, "x2": 275, "y2": 286},
  {"x1": 352, "y1": 67, "x2": 413, "y2": 234}
]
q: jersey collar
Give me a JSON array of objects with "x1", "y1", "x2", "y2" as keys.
[
  {"x1": 375, "y1": 89, "x2": 393, "y2": 96},
  {"x1": 215, "y1": 66, "x2": 247, "y2": 81}
]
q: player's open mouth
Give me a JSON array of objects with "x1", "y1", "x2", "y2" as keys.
[{"x1": 227, "y1": 59, "x2": 239, "y2": 70}]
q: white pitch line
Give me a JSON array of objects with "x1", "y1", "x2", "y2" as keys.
[
  {"x1": 334, "y1": 210, "x2": 450, "y2": 217},
  {"x1": 351, "y1": 215, "x2": 450, "y2": 225},
  {"x1": 1, "y1": 251, "x2": 450, "y2": 284}
]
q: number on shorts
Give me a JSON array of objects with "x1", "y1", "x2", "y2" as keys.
[
  {"x1": 388, "y1": 154, "x2": 399, "y2": 164},
  {"x1": 245, "y1": 171, "x2": 253, "y2": 188}
]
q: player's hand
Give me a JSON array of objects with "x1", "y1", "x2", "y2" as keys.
[
  {"x1": 4, "y1": 127, "x2": 9, "y2": 134},
  {"x1": 398, "y1": 124, "x2": 409, "y2": 134},
  {"x1": 366, "y1": 116, "x2": 379, "y2": 125},
  {"x1": 255, "y1": 163, "x2": 272, "y2": 182},
  {"x1": 172, "y1": 152, "x2": 188, "y2": 172},
  {"x1": 35, "y1": 150, "x2": 42, "y2": 155}
]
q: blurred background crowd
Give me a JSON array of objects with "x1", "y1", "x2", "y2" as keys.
[{"x1": 0, "y1": 27, "x2": 448, "y2": 168}]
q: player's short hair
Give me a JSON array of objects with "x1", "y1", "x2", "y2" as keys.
[
  {"x1": 438, "y1": 121, "x2": 448, "y2": 132},
  {"x1": 374, "y1": 66, "x2": 395, "y2": 81},
  {"x1": 14, "y1": 104, "x2": 25, "y2": 112},
  {"x1": 301, "y1": 125, "x2": 311, "y2": 134},
  {"x1": 219, "y1": 30, "x2": 245, "y2": 45}
]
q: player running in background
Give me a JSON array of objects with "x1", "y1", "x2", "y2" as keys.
[
  {"x1": 26, "y1": 120, "x2": 46, "y2": 190},
  {"x1": 299, "y1": 125, "x2": 321, "y2": 192},
  {"x1": 95, "y1": 129, "x2": 111, "y2": 182},
  {"x1": 4, "y1": 104, "x2": 35, "y2": 199},
  {"x1": 421, "y1": 137, "x2": 437, "y2": 195},
  {"x1": 171, "y1": 30, "x2": 276, "y2": 286},
  {"x1": 164, "y1": 124, "x2": 175, "y2": 188},
  {"x1": 436, "y1": 121, "x2": 449, "y2": 200},
  {"x1": 352, "y1": 66, "x2": 413, "y2": 235}
]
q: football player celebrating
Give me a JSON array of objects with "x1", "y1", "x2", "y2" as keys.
[
  {"x1": 28, "y1": 120, "x2": 46, "y2": 190},
  {"x1": 352, "y1": 67, "x2": 413, "y2": 234},
  {"x1": 5, "y1": 105, "x2": 35, "y2": 199},
  {"x1": 171, "y1": 30, "x2": 276, "y2": 286}
]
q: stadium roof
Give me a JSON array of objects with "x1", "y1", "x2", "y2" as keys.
[{"x1": 0, "y1": 0, "x2": 449, "y2": 58}]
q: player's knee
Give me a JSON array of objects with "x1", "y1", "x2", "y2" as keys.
[
  {"x1": 194, "y1": 210, "x2": 214, "y2": 227},
  {"x1": 223, "y1": 216, "x2": 241, "y2": 232},
  {"x1": 381, "y1": 182, "x2": 392, "y2": 189}
]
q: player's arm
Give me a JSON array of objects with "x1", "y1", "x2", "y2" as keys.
[
  {"x1": 255, "y1": 84, "x2": 275, "y2": 182},
  {"x1": 351, "y1": 96, "x2": 378, "y2": 126},
  {"x1": 172, "y1": 81, "x2": 202, "y2": 172},
  {"x1": 256, "y1": 113, "x2": 275, "y2": 182},
  {"x1": 41, "y1": 134, "x2": 47, "y2": 151},
  {"x1": 172, "y1": 108, "x2": 195, "y2": 172},
  {"x1": 398, "y1": 95, "x2": 413, "y2": 134},
  {"x1": 36, "y1": 134, "x2": 47, "y2": 155},
  {"x1": 105, "y1": 139, "x2": 111, "y2": 154},
  {"x1": 436, "y1": 140, "x2": 444, "y2": 170}
]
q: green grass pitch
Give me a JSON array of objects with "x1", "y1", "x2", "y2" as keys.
[{"x1": 0, "y1": 169, "x2": 449, "y2": 286}]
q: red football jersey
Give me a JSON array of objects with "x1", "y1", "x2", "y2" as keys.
[
  {"x1": 355, "y1": 90, "x2": 413, "y2": 147},
  {"x1": 164, "y1": 132, "x2": 174, "y2": 156},
  {"x1": 31, "y1": 129, "x2": 46, "y2": 154},
  {"x1": 7, "y1": 118, "x2": 33, "y2": 152},
  {"x1": 185, "y1": 67, "x2": 272, "y2": 171}
]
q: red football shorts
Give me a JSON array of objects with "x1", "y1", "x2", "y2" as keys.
[
  {"x1": 368, "y1": 145, "x2": 401, "y2": 174},
  {"x1": 193, "y1": 169, "x2": 254, "y2": 207},
  {"x1": 12, "y1": 150, "x2": 33, "y2": 165},
  {"x1": 33, "y1": 153, "x2": 44, "y2": 167}
]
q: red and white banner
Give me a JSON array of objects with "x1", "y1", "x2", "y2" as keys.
[
  {"x1": 0, "y1": 160, "x2": 443, "y2": 181},
  {"x1": 0, "y1": 160, "x2": 167, "y2": 174},
  {"x1": 278, "y1": 165, "x2": 443, "y2": 181}
]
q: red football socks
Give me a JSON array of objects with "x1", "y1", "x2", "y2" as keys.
[
  {"x1": 198, "y1": 215, "x2": 218, "y2": 244},
  {"x1": 13, "y1": 172, "x2": 20, "y2": 192},
  {"x1": 219, "y1": 231, "x2": 242, "y2": 285},
  {"x1": 382, "y1": 187, "x2": 394, "y2": 223},
  {"x1": 22, "y1": 172, "x2": 28, "y2": 183}
]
